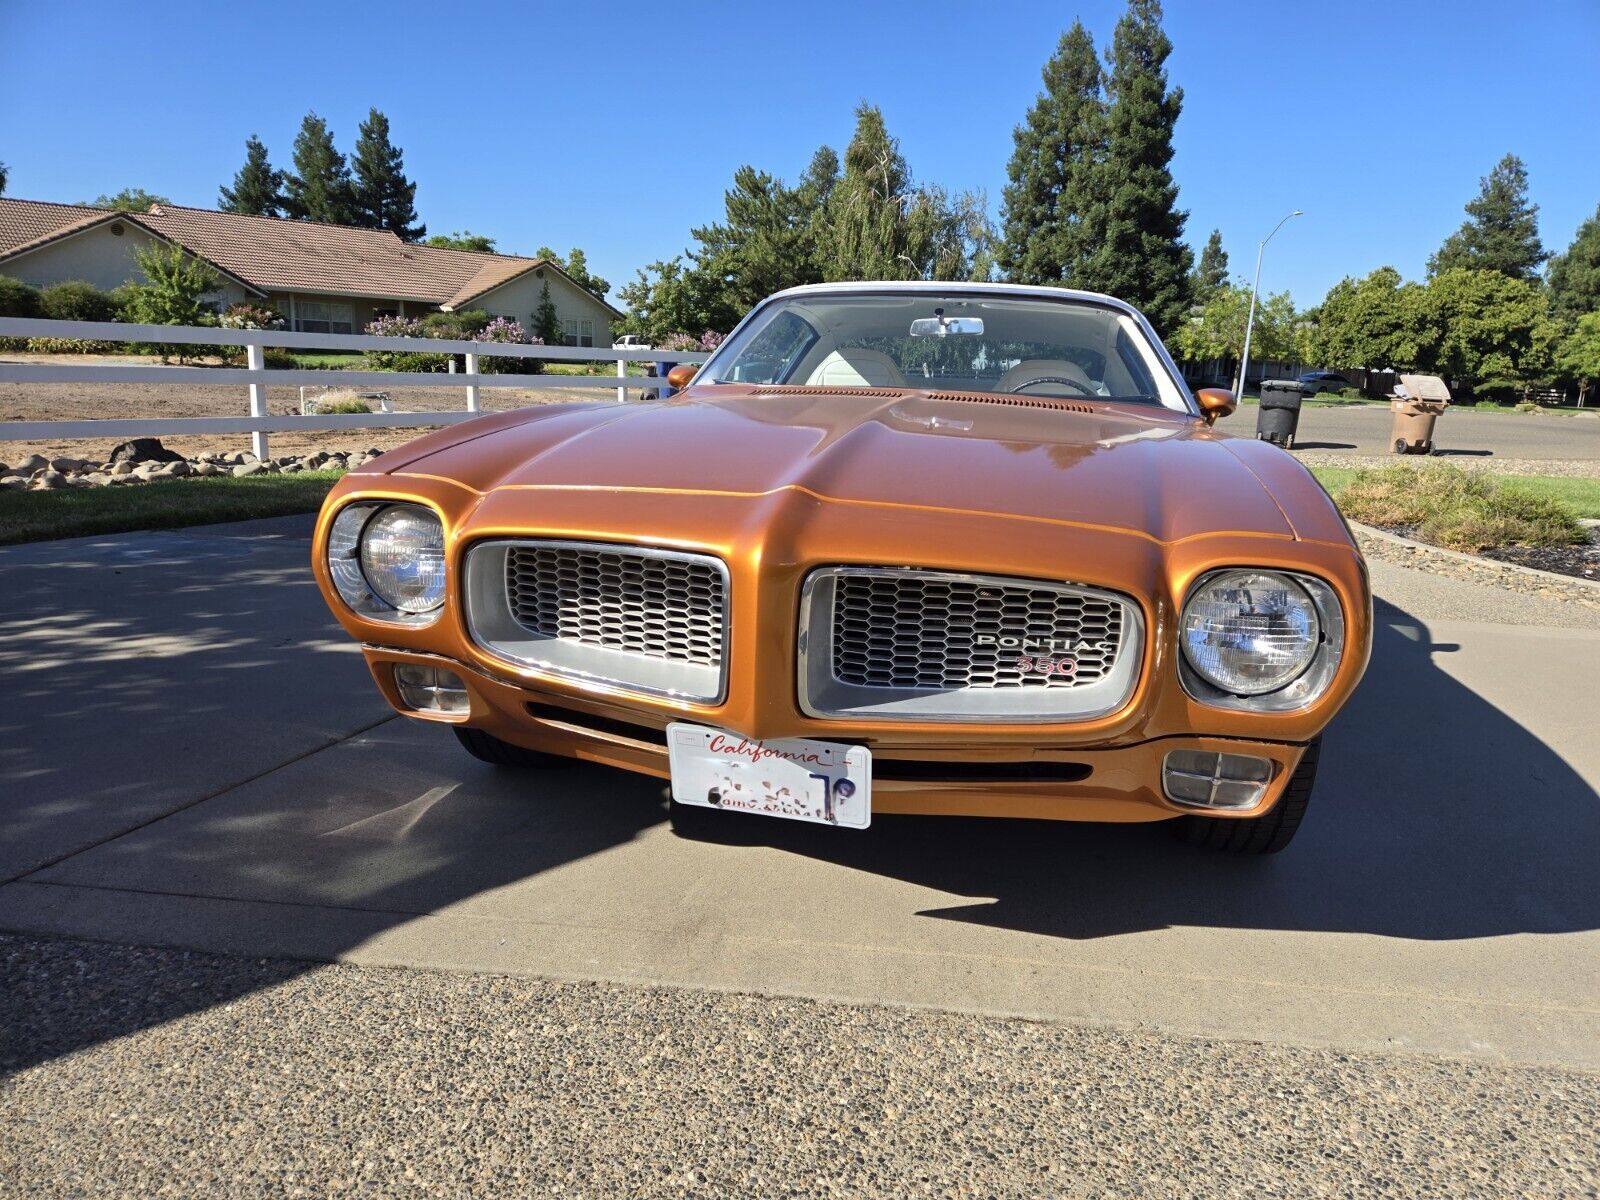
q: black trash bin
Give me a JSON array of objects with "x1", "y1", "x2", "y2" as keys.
[{"x1": 1256, "y1": 379, "x2": 1308, "y2": 448}]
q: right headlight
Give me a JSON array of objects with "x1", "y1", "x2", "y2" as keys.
[
  {"x1": 327, "y1": 501, "x2": 446, "y2": 624},
  {"x1": 1179, "y1": 569, "x2": 1344, "y2": 712}
]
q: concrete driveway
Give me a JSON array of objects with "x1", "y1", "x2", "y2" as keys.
[
  {"x1": 1232, "y1": 400, "x2": 1600, "y2": 459},
  {"x1": 2, "y1": 515, "x2": 1597, "y2": 1072}
]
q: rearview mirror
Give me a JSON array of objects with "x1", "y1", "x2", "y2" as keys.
[
  {"x1": 1195, "y1": 387, "x2": 1236, "y2": 424},
  {"x1": 666, "y1": 364, "x2": 698, "y2": 389},
  {"x1": 910, "y1": 316, "x2": 984, "y2": 337}
]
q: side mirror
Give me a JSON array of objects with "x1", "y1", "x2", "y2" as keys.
[
  {"x1": 1195, "y1": 387, "x2": 1236, "y2": 424},
  {"x1": 666, "y1": 364, "x2": 698, "y2": 390}
]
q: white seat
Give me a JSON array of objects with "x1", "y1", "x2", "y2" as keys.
[
  {"x1": 994, "y1": 359, "x2": 1095, "y2": 396},
  {"x1": 804, "y1": 347, "x2": 907, "y2": 389}
]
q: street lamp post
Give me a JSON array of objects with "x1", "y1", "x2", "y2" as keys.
[{"x1": 1234, "y1": 209, "x2": 1303, "y2": 399}]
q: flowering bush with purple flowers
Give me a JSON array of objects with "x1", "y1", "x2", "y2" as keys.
[
  {"x1": 362, "y1": 314, "x2": 448, "y2": 372},
  {"x1": 657, "y1": 332, "x2": 699, "y2": 352},
  {"x1": 697, "y1": 330, "x2": 725, "y2": 352},
  {"x1": 474, "y1": 317, "x2": 546, "y2": 374}
]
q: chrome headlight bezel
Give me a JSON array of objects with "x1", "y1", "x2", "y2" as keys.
[
  {"x1": 1178, "y1": 569, "x2": 1344, "y2": 713},
  {"x1": 326, "y1": 501, "x2": 446, "y2": 626}
]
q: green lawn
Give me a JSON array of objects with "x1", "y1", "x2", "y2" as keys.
[
  {"x1": 287, "y1": 352, "x2": 365, "y2": 369},
  {"x1": 1312, "y1": 465, "x2": 1600, "y2": 522},
  {"x1": 0, "y1": 472, "x2": 344, "y2": 545}
]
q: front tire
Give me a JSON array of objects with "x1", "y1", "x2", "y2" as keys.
[
  {"x1": 453, "y1": 727, "x2": 564, "y2": 769},
  {"x1": 1172, "y1": 738, "x2": 1320, "y2": 854}
]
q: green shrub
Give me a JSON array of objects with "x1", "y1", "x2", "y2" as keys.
[
  {"x1": 418, "y1": 309, "x2": 490, "y2": 339},
  {"x1": 1336, "y1": 463, "x2": 1585, "y2": 551},
  {"x1": 263, "y1": 347, "x2": 296, "y2": 370},
  {"x1": 0, "y1": 275, "x2": 42, "y2": 318},
  {"x1": 38, "y1": 280, "x2": 120, "y2": 322}
]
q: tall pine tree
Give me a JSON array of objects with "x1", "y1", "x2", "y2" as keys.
[
  {"x1": 1074, "y1": 0, "x2": 1192, "y2": 335},
  {"x1": 1193, "y1": 228, "x2": 1228, "y2": 296},
  {"x1": 351, "y1": 108, "x2": 424, "y2": 241},
  {"x1": 998, "y1": 22, "x2": 1106, "y2": 285},
  {"x1": 218, "y1": 135, "x2": 284, "y2": 217},
  {"x1": 1427, "y1": 153, "x2": 1546, "y2": 281},
  {"x1": 283, "y1": 113, "x2": 356, "y2": 226},
  {"x1": 1549, "y1": 203, "x2": 1600, "y2": 324}
]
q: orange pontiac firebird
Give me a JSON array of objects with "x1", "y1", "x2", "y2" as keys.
[{"x1": 313, "y1": 283, "x2": 1371, "y2": 853}]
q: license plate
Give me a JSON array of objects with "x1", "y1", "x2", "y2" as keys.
[{"x1": 666, "y1": 724, "x2": 871, "y2": 829}]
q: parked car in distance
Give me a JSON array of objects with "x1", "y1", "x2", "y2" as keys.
[
  {"x1": 1297, "y1": 370, "x2": 1352, "y2": 395},
  {"x1": 612, "y1": 334, "x2": 653, "y2": 351},
  {"x1": 313, "y1": 282, "x2": 1371, "y2": 855}
]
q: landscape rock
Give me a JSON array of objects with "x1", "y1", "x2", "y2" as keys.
[
  {"x1": 232, "y1": 462, "x2": 266, "y2": 477},
  {"x1": 50, "y1": 456, "x2": 90, "y2": 473},
  {"x1": 1, "y1": 477, "x2": 28, "y2": 491},
  {"x1": 110, "y1": 461, "x2": 134, "y2": 476},
  {"x1": 192, "y1": 462, "x2": 222, "y2": 477},
  {"x1": 33, "y1": 470, "x2": 67, "y2": 490},
  {"x1": 108, "y1": 438, "x2": 184, "y2": 465},
  {"x1": 16, "y1": 454, "x2": 48, "y2": 474},
  {"x1": 82, "y1": 472, "x2": 112, "y2": 486}
]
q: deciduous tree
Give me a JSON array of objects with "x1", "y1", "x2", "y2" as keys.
[
  {"x1": 1427, "y1": 154, "x2": 1547, "y2": 281},
  {"x1": 351, "y1": 108, "x2": 424, "y2": 241},
  {"x1": 1423, "y1": 267, "x2": 1558, "y2": 391},
  {"x1": 87, "y1": 188, "x2": 171, "y2": 212},
  {"x1": 1548, "y1": 203, "x2": 1600, "y2": 325},
  {"x1": 423, "y1": 231, "x2": 497, "y2": 252},
  {"x1": 283, "y1": 113, "x2": 356, "y2": 226},
  {"x1": 218, "y1": 136, "x2": 285, "y2": 217},
  {"x1": 562, "y1": 248, "x2": 610, "y2": 299},
  {"x1": 1171, "y1": 284, "x2": 1299, "y2": 365},
  {"x1": 998, "y1": 22, "x2": 1106, "y2": 286},
  {"x1": 1302, "y1": 267, "x2": 1432, "y2": 370},
  {"x1": 1557, "y1": 311, "x2": 1600, "y2": 405}
]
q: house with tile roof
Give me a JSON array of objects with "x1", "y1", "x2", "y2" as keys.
[{"x1": 0, "y1": 198, "x2": 623, "y2": 346}]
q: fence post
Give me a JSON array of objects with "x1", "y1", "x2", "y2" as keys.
[
  {"x1": 616, "y1": 355, "x2": 626, "y2": 403},
  {"x1": 246, "y1": 341, "x2": 268, "y2": 461},
  {"x1": 464, "y1": 353, "x2": 480, "y2": 413}
]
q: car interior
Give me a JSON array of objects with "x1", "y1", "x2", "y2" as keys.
[{"x1": 701, "y1": 293, "x2": 1187, "y2": 410}]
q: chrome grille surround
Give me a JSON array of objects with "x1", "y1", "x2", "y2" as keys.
[
  {"x1": 463, "y1": 539, "x2": 729, "y2": 702},
  {"x1": 799, "y1": 567, "x2": 1143, "y2": 722}
]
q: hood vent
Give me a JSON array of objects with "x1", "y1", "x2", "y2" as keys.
[
  {"x1": 752, "y1": 386, "x2": 907, "y2": 398},
  {"x1": 923, "y1": 391, "x2": 1097, "y2": 415}
]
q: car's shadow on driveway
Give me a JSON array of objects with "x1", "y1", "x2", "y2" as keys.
[
  {"x1": 5, "y1": 563, "x2": 1597, "y2": 1073},
  {"x1": 681, "y1": 596, "x2": 1600, "y2": 943}
]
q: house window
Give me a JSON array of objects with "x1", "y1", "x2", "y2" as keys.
[
  {"x1": 295, "y1": 301, "x2": 354, "y2": 335},
  {"x1": 561, "y1": 318, "x2": 595, "y2": 348}
]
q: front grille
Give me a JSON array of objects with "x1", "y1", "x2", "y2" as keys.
[
  {"x1": 800, "y1": 567, "x2": 1142, "y2": 722},
  {"x1": 505, "y1": 545, "x2": 724, "y2": 667},
  {"x1": 831, "y1": 573, "x2": 1123, "y2": 691},
  {"x1": 464, "y1": 540, "x2": 728, "y2": 702}
]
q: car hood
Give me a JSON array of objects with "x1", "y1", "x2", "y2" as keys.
[{"x1": 384, "y1": 386, "x2": 1295, "y2": 543}]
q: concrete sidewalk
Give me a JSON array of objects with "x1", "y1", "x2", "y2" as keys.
[{"x1": 1, "y1": 518, "x2": 1597, "y2": 1071}]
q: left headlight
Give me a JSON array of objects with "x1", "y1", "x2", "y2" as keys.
[
  {"x1": 327, "y1": 502, "x2": 446, "y2": 624},
  {"x1": 1179, "y1": 569, "x2": 1344, "y2": 711}
]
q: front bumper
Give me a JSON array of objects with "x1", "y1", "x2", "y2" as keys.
[{"x1": 364, "y1": 645, "x2": 1313, "y2": 823}]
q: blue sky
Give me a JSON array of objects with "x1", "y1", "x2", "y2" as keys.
[{"x1": 2, "y1": 0, "x2": 1596, "y2": 309}]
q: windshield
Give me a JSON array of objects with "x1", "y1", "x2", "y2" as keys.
[{"x1": 697, "y1": 291, "x2": 1187, "y2": 410}]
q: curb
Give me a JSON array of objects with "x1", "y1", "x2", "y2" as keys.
[{"x1": 1349, "y1": 520, "x2": 1600, "y2": 608}]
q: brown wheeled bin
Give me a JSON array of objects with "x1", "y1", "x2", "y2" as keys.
[{"x1": 1390, "y1": 373, "x2": 1450, "y2": 455}]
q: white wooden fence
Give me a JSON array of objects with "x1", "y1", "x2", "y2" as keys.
[{"x1": 0, "y1": 317, "x2": 708, "y2": 459}]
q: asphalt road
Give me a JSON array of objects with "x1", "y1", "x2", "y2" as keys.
[
  {"x1": 2, "y1": 515, "x2": 1597, "y2": 1194},
  {"x1": 1233, "y1": 400, "x2": 1600, "y2": 459}
]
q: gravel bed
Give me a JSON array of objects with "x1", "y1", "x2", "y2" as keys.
[
  {"x1": 1353, "y1": 523, "x2": 1600, "y2": 608},
  {"x1": 3, "y1": 935, "x2": 1597, "y2": 1198},
  {"x1": 1294, "y1": 452, "x2": 1600, "y2": 479}
]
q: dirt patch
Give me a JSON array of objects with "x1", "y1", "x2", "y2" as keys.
[{"x1": 0, "y1": 373, "x2": 634, "y2": 465}]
